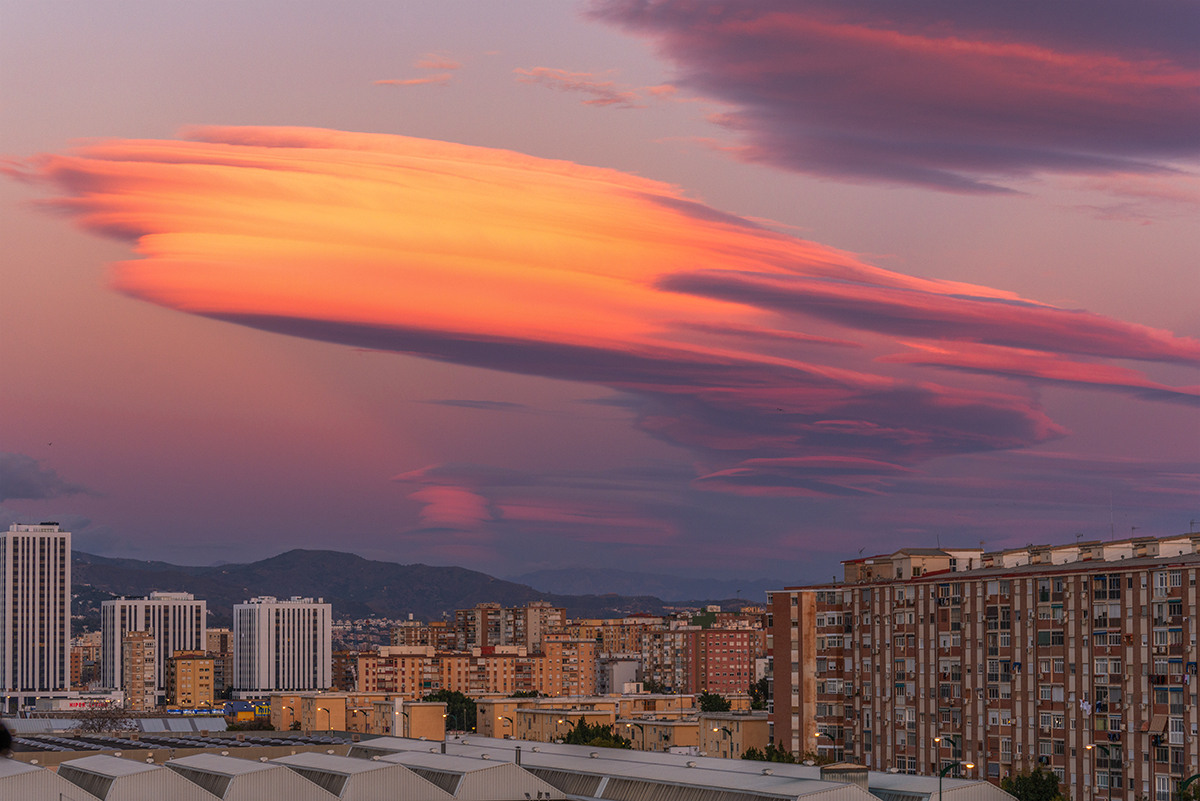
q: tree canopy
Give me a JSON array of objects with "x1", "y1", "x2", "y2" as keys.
[
  {"x1": 1000, "y1": 768, "x2": 1064, "y2": 801},
  {"x1": 563, "y1": 720, "x2": 632, "y2": 749},
  {"x1": 743, "y1": 744, "x2": 798, "y2": 763},
  {"x1": 698, "y1": 692, "x2": 732, "y2": 712},
  {"x1": 423, "y1": 690, "x2": 477, "y2": 731}
]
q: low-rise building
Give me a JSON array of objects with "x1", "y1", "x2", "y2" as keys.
[
  {"x1": 619, "y1": 717, "x2": 700, "y2": 752},
  {"x1": 699, "y1": 711, "x2": 770, "y2": 759}
]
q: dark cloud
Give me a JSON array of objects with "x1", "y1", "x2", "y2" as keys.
[
  {"x1": 591, "y1": 0, "x2": 1200, "y2": 191},
  {"x1": 0, "y1": 453, "x2": 88, "y2": 502}
]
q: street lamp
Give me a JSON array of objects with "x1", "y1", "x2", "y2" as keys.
[
  {"x1": 282, "y1": 705, "x2": 295, "y2": 730},
  {"x1": 317, "y1": 706, "x2": 331, "y2": 732},
  {"x1": 815, "y1": 730, "x2": 836, "y2": 763},
  {"x1": 1179, "y1": 774, "x2": 1200, "y2": 801},
  {"x1": 499, "y1": 716, "x2": 514, "y2": 738},
  {"x1": 938, "y1": 760, "x2": 974, "y2": 801},
  {"x1": 625, "y1": 722, "x2": 645, "y2": 751}
]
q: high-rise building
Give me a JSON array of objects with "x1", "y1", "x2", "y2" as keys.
[
  {"x1": 233, "y1": 596, "x2": 332, "y2": 693},
  {"x1": 100, "y1": 592, "x2": 207, "y2": 693},
  {"x1": 122, "y1": 631, "x2": 157, "y2": 711},
  {"x1": 165, "y1": 650, "x2": 215, "y2": 708},
  {"x1": 0, "y1": 523, "x2": 72, "y2": 710},
  {"x1": 769, "y1": 532, "x2": 1200, "y2": 801}
]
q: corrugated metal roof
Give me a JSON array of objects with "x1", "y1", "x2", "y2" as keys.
[
  {"x1": 170, "y1": 752, "x2": 277, "y2": 776},
  {"x1": 59, "y1": 754, "x2": 163, "y2": 778}
]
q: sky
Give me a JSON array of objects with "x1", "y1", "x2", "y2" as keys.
[{"x1": 1, "y1": 1, "x2": 1197, "y2": 584}]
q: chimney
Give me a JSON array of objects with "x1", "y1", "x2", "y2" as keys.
[{"x1": 515, "y1": 746, "x2": 522, "y2": 765}]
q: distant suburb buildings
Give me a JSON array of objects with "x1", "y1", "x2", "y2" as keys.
[
  {"x1": 770, "y1": 532, "x2": 1200, "y2": 801},
  {"x1": 0, "y1": 523, "x2": 71, "y2": 710}
]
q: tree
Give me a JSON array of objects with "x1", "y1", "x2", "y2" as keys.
[
  {"x1": 698, "y1": 692, "x2": 731, "y2": 712},
  {"x1": 749, "y1": 677, "x2": 769, "y2": 710},
  {"x1": 424, "y1": 690, "x2": 477, "y2": 731},
  {"x1": 75, "y1": 707, "x2": 135, "y2": 734},
  {"x1": 641, "y1": 678, "x2": 670, "y2": 694},
  {"x1": 1000, "y1": 768, "x2": 1063, "y2": 801},
  {"x1": 289, "y1": 720, "x2": 302, "y2": 731},
  {"x1": 742, "y1": 744, "x2": 799, "y2": 763},
  {"x1": 563, "y1": 719, "x2": 631, "y2": 749},
  {"x1": 509, "y1": 690, "x2": 543, "y2": 698}
]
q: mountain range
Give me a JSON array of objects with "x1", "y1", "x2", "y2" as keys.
[
  {"x1": 72, "y1": 549, "x2": 761, "y2": 627},
  {"x1": 509, "y1": 567, "x2": 780, "y2": 603}
]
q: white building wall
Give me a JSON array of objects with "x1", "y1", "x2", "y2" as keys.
[
  {"x1": 101, "y1": 593, "x2": 207, "y2": 692},
  {"x1": 0, "y1": 524, "x2": 71, "y2": 697},
  {"x1": 233, "y1": 597, "x2": 332, "y2": 691}
]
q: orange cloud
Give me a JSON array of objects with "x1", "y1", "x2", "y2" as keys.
[
  {"x1": 375, "y1": 74, "x2": 453, "y2": 87},
  {"x1": 9, "y1": 126, "x2": 1196, "y2": 493}
]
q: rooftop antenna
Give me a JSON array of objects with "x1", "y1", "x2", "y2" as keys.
[{"x1": 1191, "y1": 520, "x2": 1197, "y2": 534}]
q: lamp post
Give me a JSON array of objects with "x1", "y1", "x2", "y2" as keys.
[
  {"x1": 625, "y1": 722, "x2": 646, "y2": 751},
  {"x1": 1088, "y1": 742, "x2": 1118, "y2": 801},
  {"x1": 317, "y1": 706, "x2": 331, "y2": 732},
  {"x1": 938, "y1": 760, "x2": 975, "y2": 801},
  {"x1": 713, "y1": 725, "x2": 734, "y2": 758},
  {"x1": 1179, "y1": 773, "x2": 1200, "y2": 801},
  {"x1": 443, "y1": 712, "x2": 460, "y2": 737},
  {"x1": 282, "y1": 705, "x2": 295, "y2": 731},
  {"x1": 816, "y1": 730, "x2": 836, "y2": 763},
  {"x1": 499, "y1": 716, "x2": 514, "y2": 739}
]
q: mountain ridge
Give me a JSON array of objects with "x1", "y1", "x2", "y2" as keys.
[{"x1": 72, "y1": 549, "x2": 759, "y2": 625}]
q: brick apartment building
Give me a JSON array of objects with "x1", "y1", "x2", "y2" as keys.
[{"x1": 770, "y1": 533, "x2": 1200, "y2": 801}]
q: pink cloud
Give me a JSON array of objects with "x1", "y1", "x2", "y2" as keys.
[
  {"x1": 408, "y1": 485, "x2": 492, "y2": 529},
  {"x1": 514, "y1": 68, "x2": 686, "y2": 109}
]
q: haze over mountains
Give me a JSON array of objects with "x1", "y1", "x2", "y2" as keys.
[
  {"x1": 510, "y1": 568, "x2": 778, "y2": 603},
  {"x1": 72, "y1": 549, "x2": 762, "y2": 628}
]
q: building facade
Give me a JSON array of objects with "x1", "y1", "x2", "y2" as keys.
[
  {"x1": 770, "y1": 534, "x2": 1200, "y2": 801},
  {"x1": 233, "y1": 596, "x2": 332, "y2": 693},
  {"x1": 122, "y1": 630, "x2": 157, "y2": 711},
  {"x1": 0, "y1": 523, "x2": 72, "y2": 709},
  {"x1": 101, "y1": 592, "x2": 207, "y2": 693},
  {"x1": 165, "y1": 650, "x2": 215, "y2": 708}
]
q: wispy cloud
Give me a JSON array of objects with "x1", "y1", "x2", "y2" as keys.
[
  {"x1": 515, "y1": 67, "x2": 680, "y2": 109},
  {"x1": 375, "y1": 74, "x2": 453, "y2": 87},
  {"x1": 8, "y1": 126, "x2": 1197, "y2": 497}
]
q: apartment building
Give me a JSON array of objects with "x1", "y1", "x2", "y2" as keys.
[
  {"x1": 165, "y1": 650, "x2": 214, "y2": 708},
  {"x1": 390, "y1": 620, "x2": 456, "y2": 651},
  {"x1": 699, "y1": 711, "x2": 770, "y2": 759},
  {"x1": 453, "y1": 602, "x2": 567, "y2": 652},
  {"x1": 770, "y1": 533, "x2": 1200, "y2": 801},
  {"x1": 71, "y1": 631, "x2": 103, "y2": 690},
  {"x1": 122, "y1": 631, "x2": 157, "y2": 711},
  {"x1": 233, "y1": 596, "x2": 332, "y2": 693},
  {"x1": 101, "y1": 592, "x2": 207, "y2": 693},
  {"x1": 0, "y1": 523, "x2": 72, "y2": 709}
]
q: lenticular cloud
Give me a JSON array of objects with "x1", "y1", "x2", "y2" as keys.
[{"x1": 9, "y1": 126, "x2": 1199, "y2": 495}]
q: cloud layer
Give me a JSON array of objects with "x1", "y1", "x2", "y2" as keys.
[
  {"x1": 0, "y1": 453, "x2": 87, "y2": 502},
  {"x1": 590, "y1": 0, "x2": 1200, "y2": 192},
  {"x1": 8, "y1": 126, "x2": 1197, "y2": 500}
]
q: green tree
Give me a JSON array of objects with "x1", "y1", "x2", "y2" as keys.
[
  {"x1": 698, "y1": 692, "x2": 732, "y2": 712},
  {"x1": 742, "y1": 743, "x2": 799, "y2": 763},
  {"x1": 1000, "y1": 768, "x2": 1063, "y2": 801},
  {"x1": 563, "y1": 719, "x2": 632, "y2": 749},
  {"x1": 289, "y1": 720, "x2": 302, "y2": 731},
  {"x1": 641, "y1": 678, "x2": 670, "y2": 694},
  {"x1": 509, "y1": 690, "x2": 543, "y2": 698},
  {"x1": 749, "y1": 677, "x2": 769, "y2": 710},
  {"x1": 424, "y1": 690, "x2": 477, "y2": 732}
]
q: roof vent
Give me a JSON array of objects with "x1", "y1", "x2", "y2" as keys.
[
  {"x1": 762, "y1": 768, "x2": 774, "y2": 775},
  {"x1": 481, "y1": 754, "x2": 491, "y2": 760},
  {"x1": 590, "y1": 752, "x2": 599, "y2": 759},
  {"x1": 371, "y1": 756, "x2": 381, "y2": 761},
  {"x1": 686, "y1": 761, "x2": 697, "y2": 768},
  {"x1": 531, "y1": 747, "x2": 540, "y2": 752}
]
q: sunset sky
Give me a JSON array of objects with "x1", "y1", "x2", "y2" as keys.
[{"x1": 1, "y1": 1, "x2": 1197, "y2": 584}]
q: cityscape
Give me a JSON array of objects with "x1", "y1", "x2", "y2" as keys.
[{"x1": 2, "y1": 1, "x2": 1196, "y2": 800}]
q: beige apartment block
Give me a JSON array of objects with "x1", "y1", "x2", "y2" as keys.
[
  {"x1": 164, "y1": 650, "x2": 214, "y2": 709},
  {"x1": 516, "y1": 707, "x2": 617, "y2": 742},
  {"x1": 619, "y1": 717, "x2": 700, "y2": 752},
  {"x1": 770, "y1": 532, "x2": 1200, "y2": 801},
  {"x1": 699, "y1": 711, "x2": 769, "y2": 759},
  {"x1": 121, "y1": 631, "x2": 157, "y2": 711}
]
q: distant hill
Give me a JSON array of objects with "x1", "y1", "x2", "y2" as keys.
[
  {"x1": 72, "y1": 549, "x2": 757, "y2": 624},
  {"x1": 510, "y1": 567, "x2": 780, "y2": 603}
]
